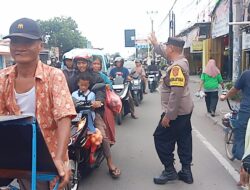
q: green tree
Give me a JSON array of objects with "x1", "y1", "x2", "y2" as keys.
[{"x1": 37, "y1": 16, "x2": 91, "y2": 57}]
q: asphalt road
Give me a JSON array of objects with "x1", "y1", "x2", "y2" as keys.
[{"x1": 79, "y1": 80, "x2": 243, "y2": 190}]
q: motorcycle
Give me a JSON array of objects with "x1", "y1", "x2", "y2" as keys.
[
  {"x1": 147, "y1": 71, "x2": 159, "y2": 93},
  {"x1": 67, "y1": 84, "x2": 105, "y2": 190},
  {"x1": 112, "y1": 73, "x2": 130, "y2": 125},
  {"x1": 130, "y1": 73, "x2": 143, "y2": 106}
]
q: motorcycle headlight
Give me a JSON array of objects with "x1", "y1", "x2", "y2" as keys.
[{"x1": 134, "y1": 80, "x2": 139, "y2": 85}]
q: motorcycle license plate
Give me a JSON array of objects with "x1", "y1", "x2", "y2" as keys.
[
  {"x1": 134, "y1": 80, "x2": 139, "y2": 85},
  {"x1": 148, "y1": 78, "x2": 154, "y2": 82},
  {"x1": 113, "y1": 84, "x2": 124, "y2": 90}
]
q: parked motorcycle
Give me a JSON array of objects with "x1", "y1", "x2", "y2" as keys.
[
  {"x1": 147, "y1": 71, "x2": 159, "y2": 93},
  {"x1": 67, "y1": 84, "x2": 105, "y2": 190},
  {"x1": 112, "y1": 73, "x2": 130, "y2": 125},
  {"x1": 130, "y1": 73, "x2": 143, "y2": 106}
]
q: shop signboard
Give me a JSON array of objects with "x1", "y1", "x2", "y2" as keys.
[
  {"x1": 191, "y1": 41, "x2": 203, "y2": 53},
  {"x1": 135, "y1": 39, "x2": 149, "y2": 49},
  {"x1": 184, "y1": 27, "x2": 199, "y2": 48},
  {"x1": 211, "y1": 0, "x2": 229, "y2": 39},
  {"x1": 242, "y1": 31, "x2": 250, "y2": 50}
]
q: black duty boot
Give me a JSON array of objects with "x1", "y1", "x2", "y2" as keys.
[
  {"x1": 153, "y1": 165, "x2": 178, "y2": 184},
  {"x1": 178, "y1": 165, "x2": 193, "y2": 184}
]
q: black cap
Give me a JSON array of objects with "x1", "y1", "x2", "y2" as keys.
[
  {"x1": 164, "y1": 37, "x2": 185, "y2": 48},
  {"x1": 3, "y1": 18, "x2": 42, "y2": 40}
]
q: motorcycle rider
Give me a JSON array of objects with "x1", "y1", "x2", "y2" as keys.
[
  {"x1": 50, "y1": 56, "x2": 61, "y2": 69},
  {"x1": 147, "y1": 60, "x2": 162, "y2": 82},
  {"x1": 73, "y1": 54, "x2": 121, "y2": 178},
  {"x1": 62, "y1": 51, "x2": 77, "y2": 93},
  {"x1": 109, "y1": 57, "x2": 138, "y2": 119},
  {"x1": 131, "y1": 59, "x2": 147, "y2": 94}
]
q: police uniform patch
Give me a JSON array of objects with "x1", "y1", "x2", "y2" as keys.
[{"x1": 169, "y1": 66, "x2": 185, "y2": 87}]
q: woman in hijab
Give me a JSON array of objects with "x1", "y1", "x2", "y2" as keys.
[{"x1": 198, "y1": 59, "x2": 224, "y2": 117}]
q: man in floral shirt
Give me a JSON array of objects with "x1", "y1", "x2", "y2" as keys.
[{"x1": 0, "y1": 18, "x2": 76, "y2": 190}]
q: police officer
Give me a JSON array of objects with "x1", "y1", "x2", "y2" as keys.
[{"x1": 149, "y1": 32, "x2": 194, "y2": 185}]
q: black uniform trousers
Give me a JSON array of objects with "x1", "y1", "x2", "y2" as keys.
[{"x1": 154, "y1": 113, "x2": 192, "y2": 168}]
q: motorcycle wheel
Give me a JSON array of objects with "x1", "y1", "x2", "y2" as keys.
[
  {"x1": 224, "y1": 128, "x2": 235, "y2": 161},
  {"x1": 116, "y1": 111, "x2": 123, "y2": 125},
  {"x1": 93, "y1": 147, "x2": 105, "y2": 169},
  {"x1": 148, "y1": 83, "x2": 151, "y2": 91},
  {"x1": 64, "y1": 160, "x2": 80, "y2": 190},
  {"x1": 150, "y1": 87, "x2": 154, "y2": 93},
  {"x1": 140, "y1": 91, "x2": 143, "y2": 101},
  {"x1": 134, "y1": 94, "x2": 139, "y2": 107}
]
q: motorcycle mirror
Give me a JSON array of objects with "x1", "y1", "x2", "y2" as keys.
[{"x1": 91, "y1": 83, "x2": 106, "y2": 91}]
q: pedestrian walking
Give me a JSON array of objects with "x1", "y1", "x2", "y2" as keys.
[
  {"x1": 149, "y1": 32, "x2": 194, "y2": 185},
  {"x1": 198, "y1": 59, "x2": 224, "y2": 117}
]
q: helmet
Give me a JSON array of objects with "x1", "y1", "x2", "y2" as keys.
[
  {"x1": 135, "y1": 58, "x2": 142, "y2": 64},
  {"x1": 62, "y1": 52, "x2": 73, "y2": 64},
  {"x1": 73, "y1": 53, "x2": 93, "y2": 64},
  {"x1": 114, "y1": 57, "x2": 124, "y2": 64}
]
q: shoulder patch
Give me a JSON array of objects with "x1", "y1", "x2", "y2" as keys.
[{"x1": 169, "y1": 66, "x2": 185, "y2": 87}]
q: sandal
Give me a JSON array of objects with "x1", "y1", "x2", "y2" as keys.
[{"x1": 109, "y1": 167, "x2": 121, "y2": 179}]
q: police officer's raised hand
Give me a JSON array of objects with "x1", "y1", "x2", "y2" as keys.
[
  {"x1": 148, "y1": 32, "x2": 158, "y2": 46},
  {"x1": 161, "y1": 115, "x2": 170, "y2": 127}
]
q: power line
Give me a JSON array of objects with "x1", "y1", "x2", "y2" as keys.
[
  {"x1": 157, "y1": 0, "x2": 217, "y2": 34},
  {"x1": 159, "y1": 0, "x2": 178, "y2": 27}
]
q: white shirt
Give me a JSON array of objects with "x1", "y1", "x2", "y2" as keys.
[
  {"x1": 72, "y1": 89, "x2": 96, "y2": 120},
  {"x1": 15, "y1": 86, "x2": 36, "y2": 117}
]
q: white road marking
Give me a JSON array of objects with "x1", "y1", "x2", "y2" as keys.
[{"x1": 193, "y1": 128, "x2": 240, "y2": 182}]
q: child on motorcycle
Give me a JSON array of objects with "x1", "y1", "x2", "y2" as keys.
[{"x1": 72, "y1": 73, "x2": 96, "y2": 122}]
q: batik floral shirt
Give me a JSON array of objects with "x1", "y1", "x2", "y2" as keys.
[{"x1": 0, "y1": 61, "x2": 76, "y2": 161}]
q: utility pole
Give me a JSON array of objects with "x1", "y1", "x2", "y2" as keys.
[
  {"x1": 147, "y1": 11, "x2": 158, "y2": 62},
  {"x1": 232, "y1": 0, "x2": 243, "y2": 82},
  {"x1": 169, "y1": 11, "x2": 176, "y2": 37},
  {"x1": 228, "y1": 0, "x2": 233, "y2": 81}
]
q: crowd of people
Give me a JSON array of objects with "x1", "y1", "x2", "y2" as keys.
[
  {"x1": 1, "y1": 17, "x2": 250, "y2": 189},
  {"x1": 0, "y1": 17, "x2": 162, "y2": 190}
]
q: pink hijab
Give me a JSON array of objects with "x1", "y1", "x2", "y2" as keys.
[{"x1": 204, "y1": 59, "x2": 220, "y2": 77}]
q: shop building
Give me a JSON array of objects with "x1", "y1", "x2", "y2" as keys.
[
  {"x1": 176, "y1": 22, "x2": 211, "y2": 75},
  {"x1": 210, "y1": 0, "x2": 231, "y2": 79}
]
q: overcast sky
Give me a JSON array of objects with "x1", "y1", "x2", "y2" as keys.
[{"x1": 0, "y1": 0, "x2": 216, "y2": 57}]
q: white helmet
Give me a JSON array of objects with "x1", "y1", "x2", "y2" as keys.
[
  {"x1": 114, "y1": 57, "x2": 124, "y2": 65},
  {"x1": 62, "y1": 52, "x2": 73, "y2": 63}
]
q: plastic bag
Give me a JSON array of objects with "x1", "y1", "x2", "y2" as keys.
[
  {"x1": 195, "y1": 91, "x2": 205, "y2": 99},
  {"x1": 105, "y1": 87, "x2": 122, "y2": 114}
]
